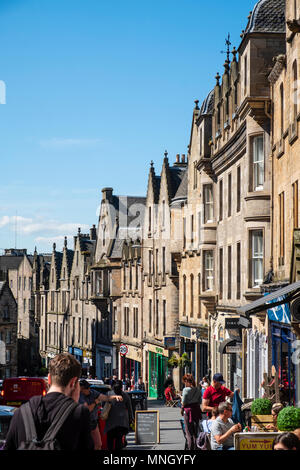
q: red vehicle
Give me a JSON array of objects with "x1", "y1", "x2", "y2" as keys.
[{"x1": 0, "y1": 377, "x2": 47, "y2": 407}]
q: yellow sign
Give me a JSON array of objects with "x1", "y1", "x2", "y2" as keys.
[{"x1": 235, "y1": 433, "x2": 280, "y2": 451}]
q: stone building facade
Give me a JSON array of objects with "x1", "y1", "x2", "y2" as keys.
[
  {"x1": 142, "y1": 155, "x2": 187, "y2": 397},
  {"x1": 197, "y1": 0, "x2": 286, "y2": 398},
  {"x1": 0, "y1": 281, "x2": 18, "y2": 378}
]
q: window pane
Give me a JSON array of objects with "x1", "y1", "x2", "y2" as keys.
[{"x1": 253, "y1": 136, "x2": 264, "y2": 190}]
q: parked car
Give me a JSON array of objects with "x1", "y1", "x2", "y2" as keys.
[
  {"x1": 0, "y1": 406, "x2": 16, "y2": 449},
  {"x1": 0, "y1": 377, "x2": 47, "y2": 407}
]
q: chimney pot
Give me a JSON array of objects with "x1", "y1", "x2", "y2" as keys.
[{"x1": 181, "y1": 154, "x2": 185, "y2": 163}]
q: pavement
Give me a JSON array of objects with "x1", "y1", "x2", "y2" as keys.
[{"x1": 126, "y1": 399, "x2": 185, "y2": 451}]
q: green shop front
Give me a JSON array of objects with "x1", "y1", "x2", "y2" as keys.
[{"x1": 146, "y1": 345, "x2": 168, "y2": 399}]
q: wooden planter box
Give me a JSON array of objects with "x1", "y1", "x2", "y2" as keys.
[{"x1": 251, "y1": 415, "x2": 274, "y2": 431}]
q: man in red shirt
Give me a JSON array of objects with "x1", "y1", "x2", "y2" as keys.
[{"x1": 202, "y1": 373, "x2": 235, "y2": 415}]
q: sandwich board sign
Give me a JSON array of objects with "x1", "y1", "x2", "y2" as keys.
[
  {"x1": 135, "y1": 410, "x2": 160, "y2": 445},
  {"x1": 234, "y1": 432, "x2": 281, "y2": 450}
]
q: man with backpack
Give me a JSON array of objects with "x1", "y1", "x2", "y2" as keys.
[{"x1": 3, "y1": 353, "x2": 95, "y2": 450}]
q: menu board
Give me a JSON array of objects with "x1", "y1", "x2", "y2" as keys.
[
  {"x1": 234, "y1": 432, "x2": 281, "y2": 450},
  {"x1": 135, "y1": 410, "x2": 160, "y2": 444}
]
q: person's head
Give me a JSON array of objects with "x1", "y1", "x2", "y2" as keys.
[
  {"x1": 48, "y1": 353, "x2": 81, "y2": 393},
  {"x1": 272, "y1": 432, "x2": 300, "y2": 450},
  {"x1": 80, "y1": 379, "x2": 91, "y2": 396},
  {"x1": 211, "y1": 408, "x2": 219, "y2": 419},
  {"x1": 138, "y1": 377, "x2": 143, "y2": 383},
  {"x1": 212, "y1": 373, "x2": 225, "y2": 389},
  {"x1": 293, "y1": 428, "x2": 300, "y2": 441},
  {"x1": 182, "y1": 374, "x2": 196, "y2": 387},
  {"x1": 218, "y1": 402, "x2": 233, "y2": 420},
  {"x1": 271, "y1": 403, "x2": 284, "y2": 421},
  {"x1": 113, "y1": 379, "x2": 123, "y2": 395}
]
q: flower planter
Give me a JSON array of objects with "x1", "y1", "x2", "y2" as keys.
[{"x1": 251, "y1": 414, "x2": 274, "y2": 431}]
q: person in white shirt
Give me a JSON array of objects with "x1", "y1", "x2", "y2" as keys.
[{"x1": 210, "y1": 402, "x2": 242, "y2": 450}]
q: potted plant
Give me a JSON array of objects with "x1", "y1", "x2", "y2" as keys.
[
  {"x1": 179, "y1": 353, "x2": 192, "y2": 370},
  {"x1": 167, "y1": 354, "x2": 179, "y2": 369},
  {"x1": 277, "y1": 407, "x2": 300, "y2": 432},
  {"x1": 251, "y1": 398, "x2": 273, "y2": 431}
]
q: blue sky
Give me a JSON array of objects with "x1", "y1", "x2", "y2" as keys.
[{"x1": 0, "y1": 0, "x2": 255, "y2": 254}]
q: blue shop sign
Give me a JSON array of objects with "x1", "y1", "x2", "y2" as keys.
[
  {"x1": 265, "y1": 293, "x2": 291, "y2": 325},
  {"x1": 180, "y1": 325, "x2": 191, "y2": 339},
  {"x1": 73, "y1": 348, "x2": 83, "y2": 356},
  {"x1": 68, "y1": 347, "x2": 73, "y2": 354}
]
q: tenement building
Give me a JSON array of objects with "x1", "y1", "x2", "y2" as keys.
[
  {"x1": 142, "y1": 155, "x2": 187, "y2": 397},
  {"x1": 0, "y1": 281, "x2": 18, "y2": 378},
  {"x1": 203, "y1": 0, "x2": 286, "y2": 398},
  {"x1": 91, "y1": 187, "x2": 145, "y2": 380}
]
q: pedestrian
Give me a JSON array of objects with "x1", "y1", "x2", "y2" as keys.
[
  {"x1": 4, "y1": 352, "x2": 94, "y2": 450},
  {"x1": 202, "y1": 373, "x2": 235, "y2": 416},
  {"x1": 272, "y1": 432, "x2": 300, "y2": 450},
  {"x1": 181, "y1": 374, "x2": 202, "y2": 450},
  {"x1": 210, "y1": 402, "x2": 242, "y2": 450},
  {"x1": 104, "y1": 379, "x2": 134, "y2": 450},
  {"x1": 79, "y1": 379, "x2": 123, "y2": 450},
  {"x1": 200, "y1": 376, "x2": 210, "y2": 401},
  {"x1": 164, "y1": 375, "x2": 174, "y2": 390},
  {"x1": 122, "y1": 374, "x2": 131, "y2": 391},
  {"x1": 134, "y1": 376, "x2": 146, "y2": 391},
  {"x1": 265, "y1": 402, "x2": 284, "y2": 431},
  {"x1": 201, "y1": 408, "x2": 219, "y2": 433}
]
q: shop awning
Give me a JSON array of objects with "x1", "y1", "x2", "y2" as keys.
[
  {"x1": 219, "y1": 339, "x2": 242, "y2": 354},
  {"x1": 236, "y1": 280, "x2": 300, "y2": 317}
]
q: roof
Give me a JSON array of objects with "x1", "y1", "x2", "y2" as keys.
[
  {"x1": 168, "y1": 166, "x2": 187, "y2": 200},
  {"x1": 237, "y1": 280, "x2": 300, "y2": 316},
  {"x1": 244, "y1": 0, "x2": 285, "y2": 35},
  {"x1": 0, "y1": 256, "x2": 23, "y2": 272},
  {"x1": 200, "y1": 89, "x2": 214, "y2": 116},
  {"x1": 170, "y1": 168, "x2": 188, "y2": 206}
]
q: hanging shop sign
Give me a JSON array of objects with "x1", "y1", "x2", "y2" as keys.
[{"x1": 164, "y1": 337, "x2": 176, "y2": 350}]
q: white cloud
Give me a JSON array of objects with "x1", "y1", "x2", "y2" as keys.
[{"x1": 0, "y1": 215, "x2": 89, "y2": 236}]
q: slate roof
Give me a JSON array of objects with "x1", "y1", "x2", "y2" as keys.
[
  {"x1": 170, "y1": 168, "x2": 188, "y2": 206},
  {"x1": 168, "y1": 166, "x2": 187, "y2": 201},
  {"x1": 0, "y1": 256, "x2": 23, "y2": 272},
  {"x1": 200, "y1": 89, "x2": 215, "y2": 116},
  {"x1": 244, "y1": 0, "x2": 285, "y2": 34}
]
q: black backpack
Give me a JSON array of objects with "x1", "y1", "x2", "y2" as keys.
[{"x1": 18, "y1": 399, "x2": 77, "y2": 450}]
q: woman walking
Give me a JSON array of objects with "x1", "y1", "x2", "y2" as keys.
[
  {"x1": 181, "y1": 374, "x2": 202, "y2": 450},
  {"x1": 104, "y1": 379, "x2": 134, "y2": 450}
]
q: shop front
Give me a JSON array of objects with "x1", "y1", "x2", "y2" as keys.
[
  {"x1": 95, "y1": 344, "x2": 112, "y2": 381},
  {"x1": 179, "y1": 325, "x2": 208, "y2": 384},
  {"x1": 268, "y1": 300, "x2": 297, "y2": 405},
  {"x1": 146, "y1": 344, "x2": 168, "y2": 399},
  {"x1": 237, "y1": 281, "x2": 300, "y2": 406},
  {"x1": 119, "y1": 344, "x2": 142, "y2": 386}
]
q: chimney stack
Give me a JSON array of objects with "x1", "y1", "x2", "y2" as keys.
[
  {"x1": 90, "y1": 224, "x2": 97, "y2": 241},
  {"x1": 181, "y1": 154, "x2": 185, "y2": 163},
  {"x1": 102, "y1": 187, "x2": 113, "y2": 201}
]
